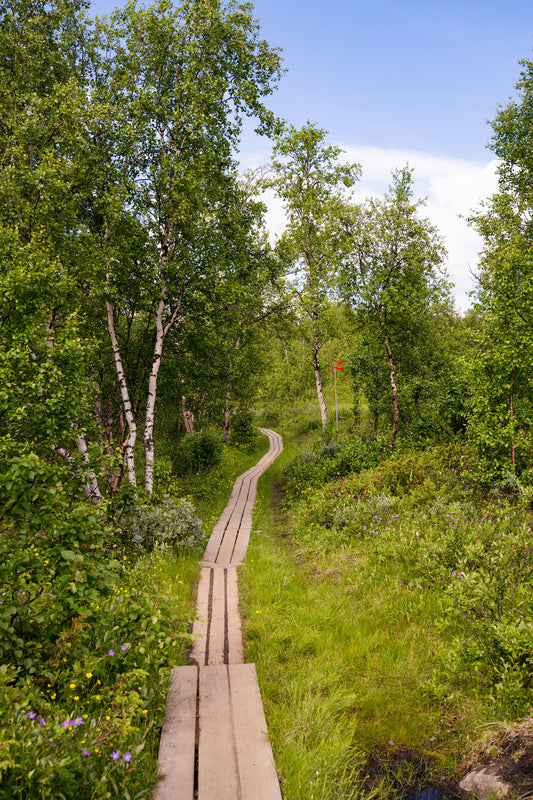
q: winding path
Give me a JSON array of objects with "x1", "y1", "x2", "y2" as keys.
[{"x1": 154, "y1": 428, "x2": 283, "y2": 800}]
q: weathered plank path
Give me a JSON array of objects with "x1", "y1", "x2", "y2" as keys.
[{"x1": 154, "y1": 428, "x2": 283, "y2": 800}]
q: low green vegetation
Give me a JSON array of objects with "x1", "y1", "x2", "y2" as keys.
[
  {"x1": 241, "y1": 406, "x2": 533, "y2": 799},
  {"x1": 0, "y1": 435, "x2": 267, "y2": 798}
]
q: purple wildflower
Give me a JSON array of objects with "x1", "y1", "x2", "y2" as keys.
[
  {"x1": 123, "y1": 752, "x2": 132, "y2": 762},
  {"x1": 28, "y1": 711, "x2": 37, "y2": 719},
  {"x1": 108, "y1": 649, "x2": 115, "y2": 656},
  {"x1": 111, "y1": 750, "x2": 121, "y2": 760},
  {"x1": 82, "y1": 748, "x2": 90, "y2": 756}
]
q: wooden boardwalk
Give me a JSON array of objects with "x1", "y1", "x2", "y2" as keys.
[{"x1": 154, "y1": 428, "x2": 283, "y2": 799}]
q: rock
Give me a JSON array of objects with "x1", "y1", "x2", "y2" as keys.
[{"x1": 459, "y1": 765, "x2": 513, "y2": 798}]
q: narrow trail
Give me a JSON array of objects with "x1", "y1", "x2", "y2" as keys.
[{"x1": 154, "y1": 428, "x2": 284, "y2": 800}]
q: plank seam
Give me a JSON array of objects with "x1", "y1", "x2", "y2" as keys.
[
  {"x1": 205, "y1": 569, "x2": 213, "y2": 667},
  {"x1": 226, "y1": 664, "x2": 244, "y2": 800},
  {"x1": 224, "y1": 568, "x2": 229, "y2": 665}
]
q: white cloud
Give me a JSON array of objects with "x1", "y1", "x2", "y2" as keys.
[{"x1": 239, "y1": 142, "x2": 500, "y2": 311}]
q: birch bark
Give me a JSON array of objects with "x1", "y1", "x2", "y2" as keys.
[{"x1": 106, "y1": 297, "x2": 138, "y2": 487}]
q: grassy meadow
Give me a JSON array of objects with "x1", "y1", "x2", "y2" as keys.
[{"x1": 240, "y1": 403, "x2": 533, "y2": 799}]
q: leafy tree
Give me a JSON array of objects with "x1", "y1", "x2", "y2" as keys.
[
  {"x1": 468, "y1": 59, "x2": 533, "y2": 477},
  {"x1": 340, "y1": 167, "x2": 451, "y2": 448},
  {"x1": 90, "y1": 0, "x2": 283, "y2": 491},
  {"x1": 267, "y1": 123, "x2": 360, "y2": 429},
  {"x1": 0, "y1": 0, "x2": 105, "y2": 500}
]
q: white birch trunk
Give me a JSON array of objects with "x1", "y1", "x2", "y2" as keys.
[
  {"x1": 143, "y1": 296, "x2": 165, "y2": 494},
  {"x1": 312, "y1": 322, "x2": 327, "y2": 430},
  {"x1": 181, "y1": 396, "x2": 195, "y2": 434},
  {"x1": 106, "y1": 299, "x2": 138, "y2": 487},
  {"x1": 56, "y1": 436, "x2": 102, "y2": 505},
  {"x1": 75, "y1": 434, "x2": 103, "y2": 504}
]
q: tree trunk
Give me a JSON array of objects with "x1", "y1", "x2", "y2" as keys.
[
  {"x1": 507, "y1": 323, "x2": 516, "y2": 470},
  {"x1": 182, "y1": 395, "x2": 195, "y2": 433},
  {"x1": 144, "y1": 295, "x2": 165, "y2": 494},
  {"x1": 312, "y1": 323, "x2": 327, "y2": 429},
  {"x1": 75, "y1": 434, "x2": 103, "y2": 503},
  {"x1": 223, "y1": 337, "x2": 241, "y2": 444},
  {"x1": 56, "y1": 434, "x2": 102, "y2": 504},
  {"x1": 378, "y1": 310, "x2": 400, "y2": 449},
  {"x1": 223, "y1": 378, "x2": 233, "y2": 444},
  {"x1": 106, "y1": 299, "x2": 138, "y2": 487}
]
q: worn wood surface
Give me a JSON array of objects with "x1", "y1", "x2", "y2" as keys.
[
  {"x1": 155, "y1": 428, "x2": 283, "y2": 800},
  {"x1": 230, "y1": 663, "x2": 283, "y2": 800},
  {"x1": 153, "y1": 665, "x2": 197, "y2": 800}
]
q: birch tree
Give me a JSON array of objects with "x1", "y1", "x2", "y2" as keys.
[
  {"x1": 268, "y1": 123, "x2": 360, "y2": 429},
  {"x1": 468, "y1": 58, "x2": 533, "y2": 478},
  {"x1": 91, "y1": 0, "x2": 282, "y2": 491},
  {"x1": 340, "y1": 168, "x2": 449, "y2": 448}
]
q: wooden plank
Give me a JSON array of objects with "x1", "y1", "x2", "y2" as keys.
[
  {"x1": 198, "y1": 665, "x2": 240, "y2": 800},
  {"x1": 231, "y1": 525, "x2": 251, "y2": 566},
  {"x1": 226, "y1": 568, "x2": 243, "y2": 664},
  {"x1": 207, "y1": 567, "x2": 226, "y2": 665},
  {"x1": 229, "y1": 663, "x2": 282, "y2": 800},
  {"x1": 154, "y1": 666, "x2": 198, "y2": 800},
  {"x1": 190, "y1": 567, "x2": 211, "y2": 666},
  {"x1": 202, "y1": 524, "x2": 225, "y2": 563},
  {"x1": 216, "y1": 524, "x2": 239, "y2": 564}
]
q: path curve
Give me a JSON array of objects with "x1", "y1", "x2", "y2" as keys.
[{"x1": 154, "y1": 428, "x2": 283, "y2": 800}]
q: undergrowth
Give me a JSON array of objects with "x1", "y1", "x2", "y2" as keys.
[
  {"x1": 241, "y1": 410, "x2": 533, "y2": 799},
  {"x1": 0, "y1": 436, "x2": 268, "y2": 798}
]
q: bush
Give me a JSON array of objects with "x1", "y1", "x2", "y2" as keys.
[
  {"x1": 229, "y1": 409, "x2": 257, "y2": 450},
  {"x1": 172, "y1": 429, "x2": 224, "y2": 475},
  {"x1": 128, "y1": 495, "x2": 204, "y2": 551},
  {"x1": 259, "y1": 408, "x2": 280, "y2": 428},
  {"x1": 281, "y1": 433, "x2": 387, "y2": 501},
  {"x1": 0, "y1": 455, "x2": 198, "y2": 797},
  {"x1": 0, "y1": 549, "x2": 196, "y2": 798}
]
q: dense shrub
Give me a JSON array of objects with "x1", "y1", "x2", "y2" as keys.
[
  {"x1": 259, "y1": 408, "x2": 280, "y2": 427},
  {"x1": 229, "y1": 409, "x2": 257, "y2": 450},
  {"x1": 0, "y1": 454, "x2": 117, "y2": 674},
  {"x1": 0, "y1": 549, "x2": 195, "y2": 798},
  {"x1": 128, "y1": 495, "x2": 204, "y2": 550},
  {"x1": 282, "y1": 433, "x2": 388, "y2": 500},
  {"x1": 0, "y1": 455, "x2": 197, "y2": 797},
  {"x1": 172, "y1": 429, "x2": 224, "y2": 474}
]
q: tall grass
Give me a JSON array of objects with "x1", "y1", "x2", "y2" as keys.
[{"x1": 239, "y1": 409, "x2": 528, "y2": 799}]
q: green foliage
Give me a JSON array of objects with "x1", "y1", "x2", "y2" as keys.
[
  {"x1": 0, "y1": 443, "x2": 201, "y2": 796},
  {"x1": 172, "y1": 429, "x2": 224, "y2": 475},
  {"x1": 0, "y1": 549, "x2": 197, "y2": 798},
  {"x1": 467, "y1": 57, "x2": 533, "y2": 481},
  {"x1": 0, "y1": 454, "x2": 114, "y2": 674},
  {"x1": 229, "y1": 409, "x2": 258, "y2": 450},
  {"x1": 281, "y1": 432, "x2": 388, "y2": 499},
  {"x1": 126, "y1": 495, "x2": 204, "y2": 551},
  {"x1": 340, "y1": 167, "x2": 454, "y2": 448}
]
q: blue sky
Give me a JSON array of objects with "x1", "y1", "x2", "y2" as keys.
[
  {"x1": 242, "y1": 0, "x2": 533, "y2": 160},
  {"x1": 89, "y1": 0, "x2": 533, "y2": 307}
]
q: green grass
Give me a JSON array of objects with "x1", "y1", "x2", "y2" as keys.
[{"x1": 238, "y1": 412, "x2": 523, "y2": 799}]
